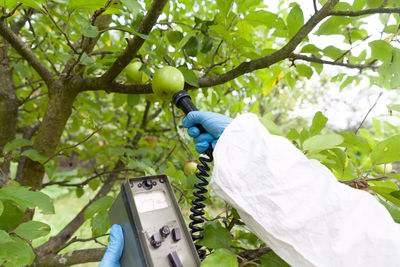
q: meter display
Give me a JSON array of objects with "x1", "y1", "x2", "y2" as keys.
[{"x1": 134, "y1": 190, "x2": 169, "y2": 213}]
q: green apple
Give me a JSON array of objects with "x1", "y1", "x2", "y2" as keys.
[
  {"x1": 373, "y1": 163, "x2": 392, "y2": 174},
  {"x1": 125, "y1": 62, "x2": 149, "y2": 85},
  {"x1": 184, "y1": 161, "x2": 198, "y2": 176},
  {"x1": 366, "y1": 0, "x2": 385, "y2": 8},
  {"x1": 152, "y1": 66, "x2": 185, "y2": 100}
]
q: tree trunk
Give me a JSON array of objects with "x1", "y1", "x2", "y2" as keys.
[
  {"x1": 20, "y1": 88, "x2": 77, "y2": 190},
  {"x1": 0, "y1": 38, "x2": 18, "y2": 186}
]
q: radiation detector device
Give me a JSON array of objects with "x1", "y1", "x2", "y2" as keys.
[{"x1": 109, "y1": 175, "x2": 201, "y2": 267}]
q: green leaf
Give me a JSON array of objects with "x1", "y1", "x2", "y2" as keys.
[
  {"x1": 82, "y1": 25, "x2": 99, "y2": 38},
  {"x1": 91, "y1": 209, "x2": 110, "y2": 236},
  {"x1": 68, "y1": 0, "x2": 106, "y2": 9},
  {"x1": 84, "y1": 196, "x2": 114, "y2": 220},
  {"x1": 19, "y1": 0, "x2": 43, "y2": 9},
  {"x1": 88, "y1": 178, "x2": 101, "y2": 191},
  {"x1": 378, "y1": 199, "x2": 400, "y2": 223},
  {"x1": 120, "y1": 0, "x2": 140, "y2": 14},
  {"x1": 286, "y1": 128, "x2": 299, "y2": 140},
  {"x1": 178, "y1": 67, "x2": 199, "y2": 87},
  {"x1": 0, "y1": 201, "x2": 3, "y2": 216},
  {"x1": 0, "y1": 186, "x2": 54, "y2": 214},
  {"x1": 3, "y1": 139, "x2": 32, "y2": 153},
  {"x1": 201, "y1": 248, "x2": 238, "y2": 267},
  {"x1": 323, "y1": 46, "x2": 343, "y2": 61},
  {"x1": 197, "y1": 221, "x2": 231, "y2": 249},
  {"x1": 246, "y1": 11, "x2": 285, "y2": 29},
  {"x1": 309, "y1": 111, "x2": 328, "y2": 136},
  {"x1": 260, "y1": 118, "x2": 283, "y2": 136},
  {"x1": 303, "y1": 133, "x2": 344, "y2": 151},
  {"x1": 387, "y1": 104, "x2": 400, "y2": 112},
  {"x1": 0, "y1": 230, "x2": 13, "y2": 244},
  {"x1": 339, "y1": 131, "x2": 371, "y2": 152},
  {"x1": 296, "y1": 64, "x2": 313, "y2": 79},
  {"x1": 369, "y1": 40, "x2": 393, "y2": 64},
  {"x1": 0, "y1": 236, "x2": 35, "y2": 266},
  {"x1": 259, "y1": 251, "x2": 290, "y2": 267},
  {"x1": 287, "y1": 5, "x2": 304, "y2": 38},
  {"x1": 371, "y1": 135, "x2": 400, "y2": 164},
  {"x1": 183, "y1": 36, "x2": 200, "y2": 57},
  {"x1": 316, "y1": 17, "x2": 352, "y2": 35},
  {"x1": 127, "y1": 94, "x2": 140, "y2": 106},
  {"x1": 300, "y1": 44, "x2": 320, "y2": 54},
  {"x1": 75, "y1": 187, "x2": 84, "y2": 198},
  {"x1": 21, "y1": 149, "x2": 48, "y2": 164},
  {"x1": 0, "y1": 200, "x2": 24, "y2": 231},
  {"x1": 14, "y1": 221, "x2": 50, "y2": 240}
]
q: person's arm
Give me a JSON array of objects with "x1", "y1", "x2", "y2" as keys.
[{"x1": 183, "y1": 111, "x2": 400, "y2": 267}]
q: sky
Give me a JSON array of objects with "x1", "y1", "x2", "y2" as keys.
[{"x1": 268, "y1": 0, "x2": 400, "y2": 130}]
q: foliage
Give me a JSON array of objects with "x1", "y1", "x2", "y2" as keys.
[{"x1": 0, "y1": 0, "x2": 399, "y2": 266}]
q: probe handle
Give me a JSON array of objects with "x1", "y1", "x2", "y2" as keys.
[{"x1": 172, "y1": 90, "x2": 207, "y2": 134}]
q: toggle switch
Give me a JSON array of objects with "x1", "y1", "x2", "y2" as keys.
[
  {"x1": 171, "y1": 227, "x2": 181, "y2": 242},
  {"x1": 150, "y1": 233, "x2": 162, "y2": 248}
]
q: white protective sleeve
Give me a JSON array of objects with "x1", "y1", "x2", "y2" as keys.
[{"x1": 210, "y1": 113, "x2": 400, "y2": 267}]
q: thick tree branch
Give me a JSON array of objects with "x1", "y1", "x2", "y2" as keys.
[
  {"x1": 329, "y1": 8, "x2": 400, "y2": 16},
  {"x1": 33, "y1": 248, "x2": 106, "y2": 267},
  {"x1": 290, "y1": 53, "x2": 378, "y2": 70},
  {"x1": 0, "y1": 19, "x2": 60, "y2": 90},
  {"x1": 78, "y1": 77, "x2": 152, "y2": 94},
  {"x1": 100, "y1": 0, "x2": 168, "y2": 83}
]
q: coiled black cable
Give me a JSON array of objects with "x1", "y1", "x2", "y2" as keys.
[
  {"x1": 172, "y1": 90, "x2": 215, "y2": 260},
  {"x1": 189, "y1": 147, "x2": 213, "y2": 260}
]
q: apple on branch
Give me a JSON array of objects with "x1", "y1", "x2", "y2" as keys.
[{"x1": 152, "y1": 66, "x2": 185, "y2": 100}]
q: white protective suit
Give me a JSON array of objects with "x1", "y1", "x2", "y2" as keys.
[{"x1": 210, "y1": 113, "x2": 400, "y2": 267}]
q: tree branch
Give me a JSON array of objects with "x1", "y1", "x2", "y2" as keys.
[
  {"x1": 33, "y1": 248, "x2": 106, "y2": 267},
  {"x1": 289, "y1": 53, "x2": 378, "y2": 70},
  {"x1": 78, "y1": 78, "x2": 152, "y2": 94},
  {"x1": 99, "y1": 0, "x2": 168, "y2": 83},
  {"x1": 192, "y1": 0, "x2": 339, "y2": 88},
  {"x1": 329, "y1": 8, "x2": 400, "y2": 16},
  {"x1": 0, "y1": 19, "x2": 60, "y2": 90}
]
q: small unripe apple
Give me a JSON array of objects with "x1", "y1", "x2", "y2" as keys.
[
  {"x1": 373, "y1": 163, "x2": 392, "y2": 174},
  {"x1": 184, "y1": 161, "x2": 198, "y2": 176},
  {"x1": 125, "y1": 62, "x2": 149, "y2": 85},
  {"x1": 166, "y1": 30, "x2": 183, "y2": 44},
  {"x1": 144, "y1": 136, "x2": 157, "y2": 148},
  {"x1": 152, "y1": 66, "x2": 185, "y2": 100}
]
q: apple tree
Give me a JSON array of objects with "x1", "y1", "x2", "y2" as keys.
[{"x1": 0, "y1": 0, "x2": 399, "y2": 266}]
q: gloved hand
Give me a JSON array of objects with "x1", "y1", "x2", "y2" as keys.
[
  {"x1": 99, "y1": 224, "x2": 124, "y2": 267},
  {"x1": 182, "y1": 111, "x2": 233, "y2": 153}
]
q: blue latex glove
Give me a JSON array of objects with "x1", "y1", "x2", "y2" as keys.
[
  {"x1": 99, "y1": 224, "x2": 124, "y2": 267},
  {"x1": 182, "y1": 111, "x2": 232, "y2": 153}
]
